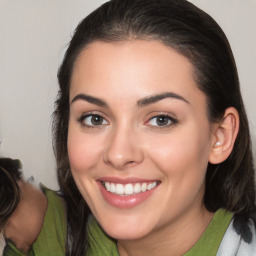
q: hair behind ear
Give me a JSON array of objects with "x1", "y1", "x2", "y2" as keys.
[{"x1": 205, "y1": 107, "x2": 255, "y2": 215}]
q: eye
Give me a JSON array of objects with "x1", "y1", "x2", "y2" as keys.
[
  {"x1": 147, "y1": 115, "x2": 177, "y2": 127},
  {"x1": 79, "y1": 114, "x2": 108, "y2": 127}
]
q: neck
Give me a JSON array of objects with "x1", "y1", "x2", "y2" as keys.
[{"x1": 117, "y1": 205, "x2": 214, "y2": 256}]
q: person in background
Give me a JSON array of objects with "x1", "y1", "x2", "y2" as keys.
[
  {"x1": 4, "y1": 0, "x2": 256, "y2": 255},
  {"x1": 0, "y1": 158, "x2": 47, "y2": 255},
  {"x1": 0, "y1": 158, "x2": 21, "y2": 255}
]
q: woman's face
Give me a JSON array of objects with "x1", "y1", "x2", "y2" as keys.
[{"x1": 68, "y1": 40, "x2": 215, "y2": 240}]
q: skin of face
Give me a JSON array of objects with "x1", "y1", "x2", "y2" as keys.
[{"x1": 68, "y1": 40, "x2": 216, "y2": 255}]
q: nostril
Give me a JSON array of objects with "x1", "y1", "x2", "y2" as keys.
[
  {"x1": 103, "y1": 140, "x2": 144, "y2": 169},
  {"x1": 126, "y1": 161, "x2": 136, "y2": 166}
]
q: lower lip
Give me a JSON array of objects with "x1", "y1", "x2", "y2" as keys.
[{"x1": 98, "y1": 182, "x2": 158, "y2": 209}]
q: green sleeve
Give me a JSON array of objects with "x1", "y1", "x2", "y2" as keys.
[{"x1": 4, "y1": 186, "x2": 67, "y2": 256}]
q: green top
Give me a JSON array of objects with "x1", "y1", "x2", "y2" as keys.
[
  {"x1": 5, "y1": 187, "x2": 233, "y2": 256},
  {"x1": 5, "y1": 186, "x2": 67, "y2": 256}
]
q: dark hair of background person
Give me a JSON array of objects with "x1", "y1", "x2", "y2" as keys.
[
  {"x1": 0, "y1": 158, "x2": 22, "y2": 232},
  {"x1": 52, "y1": 0, "x2": 256, "y2": 254}
]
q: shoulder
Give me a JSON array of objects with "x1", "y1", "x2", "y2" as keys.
[
  {"x1": 4, "y1": 185, "x2": 67, "y2": 256},
  {"x1": 217, "y1": 213, "x2": 256, "y2": 255},
  {"x1": 40, "y1": 185, "x2": 66, "y2": 219},
  {"x1": 32, "y1": 185, "x2": 67, "y2": 253}
]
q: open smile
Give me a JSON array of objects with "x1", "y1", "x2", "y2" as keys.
[
  {"x1": 102, "y1": 181, "x2": 158, "y2": 196},
  {"x1": 98, "y1": 178, "x2": 160, "y2": 208}
]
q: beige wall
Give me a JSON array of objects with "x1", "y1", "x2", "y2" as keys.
[{"x1": 0, "y1": 0, "x2": 255, "y2": 189}]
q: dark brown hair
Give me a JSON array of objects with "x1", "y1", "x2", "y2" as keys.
[
  {"x1": 52, "y1": 0, "x2": 255, "y2": 254},
  {"x1": 0, "y1": 158, "x2": 22, "y2": 231}
]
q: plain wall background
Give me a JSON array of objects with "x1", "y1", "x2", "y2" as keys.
[{"x1": 0, "y1": 0, "x2": 255, "y2": 190}]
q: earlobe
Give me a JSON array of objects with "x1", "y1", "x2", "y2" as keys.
[{"x1": 209, "y1": 107, "x2": 239, "y2": 164}]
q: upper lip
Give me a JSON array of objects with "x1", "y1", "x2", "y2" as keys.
[{"x1": 98, "y1": 177, "x2": 159, "y2": 184}]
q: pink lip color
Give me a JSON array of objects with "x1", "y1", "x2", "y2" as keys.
[{"x1": 97, "y1": 179, "x2": 159, "y2": 209}]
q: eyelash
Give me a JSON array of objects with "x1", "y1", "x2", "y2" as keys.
[
  {"x1": 77, "y1": 113, "x2": 178, "y2": 129},
  {"x1": 78, "y1": 113, "x2": 108, "y2": 128},
  {"x1": 145, "y1": 114, "x2": 178, "y2": 129}
]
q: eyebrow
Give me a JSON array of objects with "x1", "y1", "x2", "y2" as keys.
[
  {"x1": 71, "y1": 94, "x2": 108, "y2": 107},
  {"x1": 71, "y1": 91, "x2": 189, "y2": 108},
  {"x1": 137, "y1": 92, "x2": 190, "y2": 107}
]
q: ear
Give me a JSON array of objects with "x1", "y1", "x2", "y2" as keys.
[{"x1": 209, "y1": 107, "x2": 239, "y2": 164}]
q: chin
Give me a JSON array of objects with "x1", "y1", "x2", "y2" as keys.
[
  {"x1": 96, "y1": 212, "x2": 155, "y2": 240},
  {"x1": 104, "y1": 225, "x2": 151, "y2": 241}
]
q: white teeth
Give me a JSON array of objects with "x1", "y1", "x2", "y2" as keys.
[
  {"x1": 124, "y1": 184, "x2": 133, "y2": 195},
  {"x1": 105, "y1": 182, "x2": 111, "y2": 191},
  {"x1": 103, "y1": 181, "x2": 158, "y2": 196},
  {"x1": 141, "y1": 183, "x2": 147, "y2": 192},
  {"x1": 134, "y1": 183, "x2": 141, "y2": 194},
  {"x1": 110, "y1": 183, "x2": 116, "y2": 193},
  {"x1": 116, "y1": 184, "x2": 124, "y2": 195}
]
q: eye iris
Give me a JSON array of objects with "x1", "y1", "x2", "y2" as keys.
[
  {"x1": 91, "y1": 115, "x2": 103, "y2": 125},
  {"x1": 156, "y1": 116, "x2": 169, "y2": 126}
]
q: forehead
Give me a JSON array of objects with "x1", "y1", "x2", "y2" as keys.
[{"x1": 70, "y1": 40, "x2": 206, "y2": 110}]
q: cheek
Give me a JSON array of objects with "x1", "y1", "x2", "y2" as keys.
[
  {"x1": 67, "y1": 125, "x2": 102, "y2": 173},
  {"x1": 147, "y1": 131, "x2": 211, "y2": 215},
  {"x1": 67, "y1": 125, "x2": 103, "y2": 207},
  {"x1": 147, "y1": 125, "x2": 211, "y2": 179}
]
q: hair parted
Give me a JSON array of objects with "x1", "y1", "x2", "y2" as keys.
[{"x1": 52, "y1": 0, "x2": 255, "y2": 254}]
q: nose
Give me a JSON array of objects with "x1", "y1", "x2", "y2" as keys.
[{"x1": 103, "y1": 125, "x2": 144, "y2": 170}]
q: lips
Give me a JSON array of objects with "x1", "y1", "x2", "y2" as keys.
[{"x1": 98, "y1": 178, "x2": 160, "y2": 208}]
